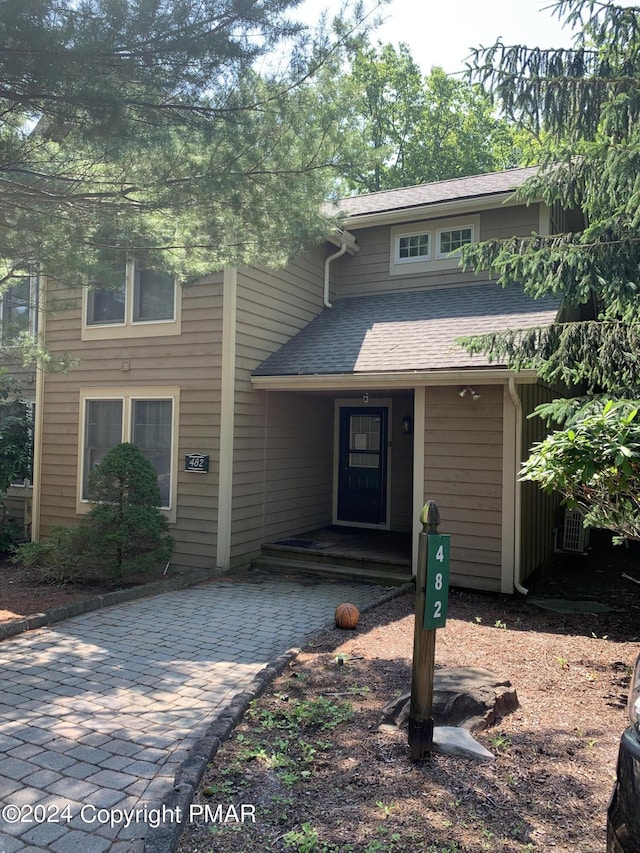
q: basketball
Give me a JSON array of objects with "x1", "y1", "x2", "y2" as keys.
[{"x1": 334, "y1": 602, "x2": 360, "y2": 629}]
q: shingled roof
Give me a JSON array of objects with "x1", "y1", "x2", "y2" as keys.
[
  {"x1": 253, "y1": 283, "x2": 560, "y2": 377},
  {"x1": 328, "y1": 166, "x2": 539, "y2": 220}
]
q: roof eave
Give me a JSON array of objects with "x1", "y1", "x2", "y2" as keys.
[
  {"x1": 340, "y1": 191, "x2": 531, "y2": 230},
  {"x1": 251, "y1": 367, "x2": 540, "y2": 391}
]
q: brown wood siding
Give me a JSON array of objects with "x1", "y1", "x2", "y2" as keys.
[
  {"x1": 424, "y1": 385, "x2": 503, "y2": 591},
  {"x1": 519, "y1": 383, "x2": 563, "y2": 579},
  {"x1": 334, "y1": 205, "x2": 542, "y2": 298},
  {"x1": 38, "y1": 276, "x2": 224, "y2": 570},
  {"x1": 389, "y1": 392, "x2": 413, "y2": 531},
  {"x1": 231, "y1": 251, "x2": 329, "y2": 566}
]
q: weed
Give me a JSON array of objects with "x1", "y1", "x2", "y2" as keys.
[
  {"x1": 247, "y1": 696, "x2": 353, "y2": 733},
  {"x1": 488, "y1": 732, "x2": 512, "y2": 751},
  {"x1": 494, "y1": 619, "x2": 507, "y2": 629},
  {"x1": 283, "y1": 822, "x2": 339, "y2": 852},
  {"x1": 283, "y1": 823, "x2": 319, "y2": 851},
  {"x1": 201, "y1": 779, "x2": 234, "y2": 797},
  {"x1": 279, "y1": 770, "x2": 300, "y2": 787},
  {"x1": 557, "y1": 656, "x2": 570, "y2": 669}
]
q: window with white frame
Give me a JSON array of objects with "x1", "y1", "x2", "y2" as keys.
[
  {"x1": 80, "y1": 391, "x2": 177, "y2": 513},
  {"x1": 83, "y1": 259, "x2": 178, "y2": 339},
  {"x1": 1, "y1": 274, "x2": 37, "y2": 341},
  {"x1": 397, "y1": 231, "x2": 430, "y2": 262},
  {"x1": 436, "y1": 225, "x2": 474, "y2": 257},
  {"x1": 390, "y1": 216, "x2": 479, "y2": 276}
]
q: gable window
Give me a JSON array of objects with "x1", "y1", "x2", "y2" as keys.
[
  {"x1": 79, "y1": 388, "x2": 179, "y2": 518},
  {"x1": 390, "y1": 215, "x2": 480, "y2": 276},
  {"x1": 397, "y1": 232, "x2": 430, "y2": 261},
  {"x1": 1, "y1": 274, "x2": 37, "y2": 341},
  {"x1": 83, "y1": 259, "x2": 180, "y2": 340},
  {"x1": 437, "y1": 225, "x2": 474, "y2": 257}
]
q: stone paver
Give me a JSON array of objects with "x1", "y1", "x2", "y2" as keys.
[{"x1": 0, "y1": 575, "x2": 392, "y2": 851}]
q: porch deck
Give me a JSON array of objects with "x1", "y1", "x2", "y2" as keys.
[{"x1": 252, "y1": 526, "x2": 413, "y2": 586}]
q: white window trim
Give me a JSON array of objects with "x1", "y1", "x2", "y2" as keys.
[
  {"x1": 390, "y1": 215, "x2": 480, "y2": 276},
  {"x1": 81, "y1": 259, "x2": 181, "y2": 341},
  {"x1": 395, "y1": 229, "x2": 431, "y2": 264},
  {"x1": 77, "y1": 386, "x2": 180, "y2": 523},
  {"x1": 435, "y1": 223, "x2": 475, "y2": 259}
]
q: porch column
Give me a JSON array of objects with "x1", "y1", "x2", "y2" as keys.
[{"x1": 501, "y1": 381, "x2": 519, "y2": 593}]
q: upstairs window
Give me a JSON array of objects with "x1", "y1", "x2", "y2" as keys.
[
  {"x1": 86, "y1": 264, "x2": 126, "y2": 326},
  {"x1": 397, "y1": 232, "x2": 430, "y2": 261},
  {"x1": 1, "y1": 274, "x2": 37, "y2": 341},
  {"x1": 83, "y1": 259, "x2": 180, "y2": 340},
  {"x1": 132, "y1": 267, "x2": 175, "y2": 322},
  {"x1": 437, "y1": 225, "x2": 474, "y2": 257},
  {"x1": 390, "y1": 216, "x2": 479, "y2": 276}
]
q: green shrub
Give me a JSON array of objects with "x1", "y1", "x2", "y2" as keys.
[
  {"x1": 82, "y1": 442, "x2": 173, "y2": 579},
  {"x1": 11, "y1": 444, "x2": 173, "y2": 584},
  {"x1": 11, "y1": 525, "x2": 85, "y2": 584}
]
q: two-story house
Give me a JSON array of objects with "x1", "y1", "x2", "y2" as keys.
[{"x1": 26, "y1": 166, "x2": 571, "y2": 593}]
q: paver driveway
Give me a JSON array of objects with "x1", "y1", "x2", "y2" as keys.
[{"x1": 0, "y1": 574, "x2": 390, "y2": 852}]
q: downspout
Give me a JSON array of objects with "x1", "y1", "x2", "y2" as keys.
[
  {"x1": 216, "y1": 266, "x2": 237, "y2": 571},
  {"x1": 508, "y1": 377, "x2": 527, "y2": 595},
  {"x1": 31, "y1": 273, "x2": 46, "y2": 543},
  {"x1": 323, "y1": 243, "x2": 347, "y2": 308}
]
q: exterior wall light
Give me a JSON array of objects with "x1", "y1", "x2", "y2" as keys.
[{"x1": 459, "y1": 386, "x2": 481, "y2": 400}]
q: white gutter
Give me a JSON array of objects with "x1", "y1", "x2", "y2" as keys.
[
  {"x1": 323, "y1": 242, "x2": 348, "y2": 308},
  {"x1": 508, "y1": 377, "x2": 527, "y2": 595}
]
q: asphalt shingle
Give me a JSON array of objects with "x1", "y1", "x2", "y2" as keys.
[
  {"x1": 253, "y1": 283, "x2": 561, "y2": 377},
  {"x1": 327, "y1": 166, "x2": 539, "y2": 219}
]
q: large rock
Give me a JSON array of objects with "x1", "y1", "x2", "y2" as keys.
[{"x1": 379, "y1": 666, "x2": 519, "y2": 733}]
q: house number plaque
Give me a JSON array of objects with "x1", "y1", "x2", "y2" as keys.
[
  {"x1": 185, "y1": 453, "x2": 209, "y2": 473},
  {"x1": 423, "y1": 534, "x2": 450, "y2": 630}
]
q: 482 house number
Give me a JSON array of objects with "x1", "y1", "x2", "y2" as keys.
[{"x1": 424, "y1": 535, "x2": 450, "y2": 630}]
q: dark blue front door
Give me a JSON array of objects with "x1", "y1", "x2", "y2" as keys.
[{"x1": 337, "y1": 407, "x2": 388, "y2": 525}]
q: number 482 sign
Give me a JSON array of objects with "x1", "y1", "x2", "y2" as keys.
[{"x1": 424, "y1": 534, "x2": 451, "y2": 630}]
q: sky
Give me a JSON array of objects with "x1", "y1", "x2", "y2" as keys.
[{"x1": 295, "y1": 0, "x2": 616, "y2": 74}]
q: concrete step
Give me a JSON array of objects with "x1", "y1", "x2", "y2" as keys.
[{"x1": 251, "y1": 554, "x2": 414, "y2": 587}]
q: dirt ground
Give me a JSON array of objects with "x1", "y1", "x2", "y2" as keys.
[
  {"x1": 1, "y1": 534, "x2": 639, "y2": 852},
  {"x1": 178, "y1": 535, "x2": 640, "y2": 853}
]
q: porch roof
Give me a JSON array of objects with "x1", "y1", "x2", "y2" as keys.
[{"x1": 253, "y1": 283, "x2": 561, "y2": 378}]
